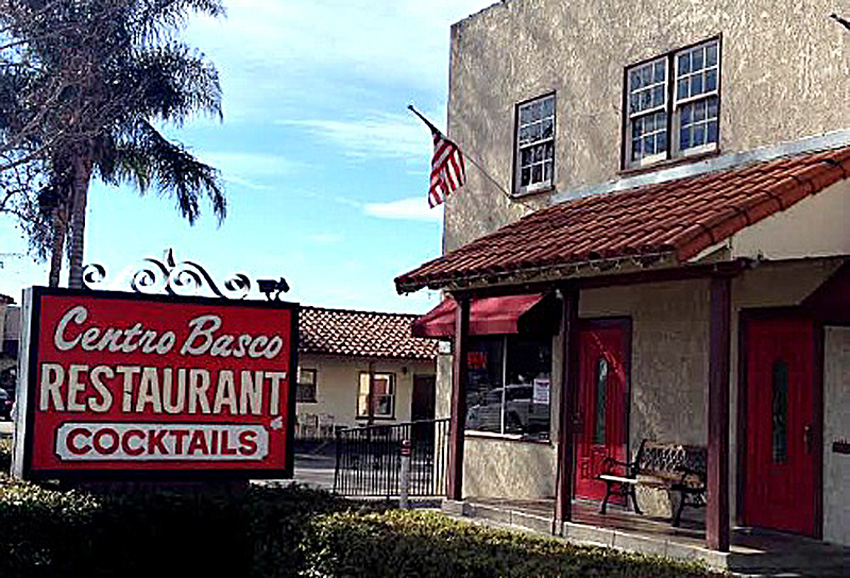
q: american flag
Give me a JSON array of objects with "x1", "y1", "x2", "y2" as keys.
[{"x1": 428, "y1": 128, "x2": 466, "y2": 208}]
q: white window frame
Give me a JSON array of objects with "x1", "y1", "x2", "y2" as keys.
[
  {"x1": 624, "y1": 38, "x2": 720, "y2": 169},
  {"x1": 296, "y1": 368, "x2": 317, "y2": 403},
  {"x1": 357, "y1": 372, "x2": 395, "y2": 419},
  {"x1": 514, "y1": 93, "x2": 556, "y2": 195}
]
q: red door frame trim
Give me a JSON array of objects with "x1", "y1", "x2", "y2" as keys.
[{"x1": 736, "y1": 307, "x2": 824, "y2": 539}]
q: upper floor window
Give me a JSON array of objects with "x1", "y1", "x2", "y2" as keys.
[
  {"x1": 515, "y1": 93, "x2": 555, "y2": 194},
  {"x1": 624, "y1": 38, "x2": 720, "y2": 169}
]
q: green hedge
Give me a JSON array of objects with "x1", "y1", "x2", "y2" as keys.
[
  {"x1": 0, "y1": 451, "x2": 722, "y2": 578},
  {"x1": 302, "y1": 510, "x2": 721, "y2": 578}
]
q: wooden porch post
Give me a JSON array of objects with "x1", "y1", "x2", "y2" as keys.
[
  {"x1": 447, "y1": 293, "x2": 470, "y2": 501},
  {"x1": 554, "y1": 285, "x2": 580, "y2": 531},
  {"x1": 707, "y1": 275, "x2": 731, "y2": 551}
]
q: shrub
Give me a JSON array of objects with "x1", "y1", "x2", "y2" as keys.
[
  {"x1": 301, "y1": 509, "x2": 722, "y2": 578},
  {"x1": 0, "y1": 472, "x2": 721, "y2": 577}
]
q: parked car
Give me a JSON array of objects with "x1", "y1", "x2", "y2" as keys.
[
  {"x1": 466, "y1": 384, "x2": 548, "y2": 434},
  {"x1": 0, "y1": 388, "x2": 12, "y2": 421}
]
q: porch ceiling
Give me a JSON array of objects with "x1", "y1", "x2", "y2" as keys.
[{"x1": 395, "y1": 146, "x2": 850, "y2": 294}]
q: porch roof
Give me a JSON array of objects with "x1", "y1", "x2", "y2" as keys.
[{"x1": 395, "y1": 146, "x2": 850, "y2": 294}]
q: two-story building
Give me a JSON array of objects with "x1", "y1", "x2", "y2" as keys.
[{"x1": 397, "y1": 0, "x2": 850, "y2": 569}]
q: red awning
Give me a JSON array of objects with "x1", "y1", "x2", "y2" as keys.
[{"x1": 412, "y1": 294, "x2": 545, "y2": 338}]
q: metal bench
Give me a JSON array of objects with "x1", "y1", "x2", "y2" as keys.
[{"x1": 597, "y1": 440, "x2": 707, "y2": 526}]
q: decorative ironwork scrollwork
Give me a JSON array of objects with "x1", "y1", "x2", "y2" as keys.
[{"x1": 82, "y1": 249, "x2": 257, "y2": 300}]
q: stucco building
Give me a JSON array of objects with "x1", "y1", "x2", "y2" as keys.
[
  {"x1": 397, "y1": 0, "x2": 850, "y2": 566},
  {"x1": 294, "y1": 306, "x2": 438, "y2": 442}
]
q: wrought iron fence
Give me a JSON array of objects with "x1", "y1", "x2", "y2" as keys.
[{"x1": 333, "y1": 418, "x2": 450, "y2": 499}]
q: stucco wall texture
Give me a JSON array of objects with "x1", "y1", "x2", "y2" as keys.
[
  {"x1": 295, "y1": 354, "x2": 434, "y2": 432},
  {"x1": 824, "y1": 327, "x2": 850, "y2": 546},
  {"x1": 456, "y1": 260, "x2": 840, "y2": 522},
  {"x1": 443, "y1": 0, "x2": 850, "y2": 252}
]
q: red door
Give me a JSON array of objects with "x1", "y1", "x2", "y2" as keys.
[
  {"x1": 574, "y1": 321, "x2": 629, "y2": 501},
  {"x1": 743, "y1": 318, "x2": 816, "y2": 537}
]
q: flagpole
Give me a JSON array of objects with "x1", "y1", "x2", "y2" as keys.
[{"x1": 408, "y1": 105, "x2": 513, "y2": 201}]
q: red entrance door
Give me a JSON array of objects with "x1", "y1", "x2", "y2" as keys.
[
  {"x1": 574, "y1": 321, "x2": 629, "y2": 501},
  {"x1": 743, "y1": 318, "x2": 816, "y2": 537}
]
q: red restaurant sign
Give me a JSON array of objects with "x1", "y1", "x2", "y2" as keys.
[{"x1": 13, "y1": 287, "x2": 298, "y2": 480}]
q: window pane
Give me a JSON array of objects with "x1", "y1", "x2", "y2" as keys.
[
  {"x1": 504, "y1": 336, "x2": 552, "y2": 439},
  {"x1": 692, "y1": 47, "x2": 704, "y2": 70},
  {"x1": 680, "y1": 126, "x2": 691, "y2": 149},
  {"x1": 772, "y1": 360, "x2": 789, "y2": 463},
  {"x1": 466, "y1": 339, "x2": 504, "y2": 434},
  {"x1": 541, "y1": 118, "x2": 554, "y2": 139},
  {"x1": 653, "y1": 60, "x2": 666, "y2": 82},
  {"x1": 543, "y1": 160, "x2": 553, "y2": 182},
  {"x1": 532, "y1": 164, "x2": 542, "y2": 183},
  {"x1": 694, "y1": 100, "x2": 706, "y2": 121},
  {"x1": 594, "y1": 357, "x2": 609, "y2": 445},
  {"x1": 657, "y1": 130, "x2": 668, "y2": 152},
  {"x1": 691, "y1": 74, "x2": 703, "y2": 95},
  {"x1": 652, "y1": 85, "x2": 665, "y2": 107},
  {"x1": 707, "y1": 120, "x2": 719, "y2": 144},
  {"x1": 678, "y1": 78, "x2": 689, "y2": 100},
  {"x1": 707, "y1": 95, "x2": 718, "y2": 118},
  {"x1": 706, "y1": 69, "x2": 717, "y2": 92},
  {"x1": 678, "y1": 53, "x2": 690, "y2": 75},
  {"x1": 632, "y1": 138, "x2": 642, "y2": 159},
  {"x1": 357, "y1": 373, "x2": 394, "y2": 417},
  {"x1": 630, "y1": 70, "x2": 642, "y2": 90},
  {"x1": 693, "y1": 124, "x2": 705, "y2": 146},
  {"x1": 542, "y1": 97, "x2": 555, "y2": 117},
  {"x1": 521, "y1": 168, "x2": 531, "y2": 186},
  {"x1": 707, "y1": 42, "x2": 718, "y2": 66}
]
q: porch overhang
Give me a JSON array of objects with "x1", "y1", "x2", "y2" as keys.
[
  {"x1": 395, "y1": 145, "x2": 850, "y2": 295},
  {"x1": 412, "y1": 293, "x2": 547, "y2": 338}
]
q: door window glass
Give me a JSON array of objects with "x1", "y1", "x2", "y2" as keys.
[
  {"x1": 594, "y1": 357, "x2": 609, "y2": 445},
  {"x1": 772, "y1": 360, "x2": 789, "y2": 463}
]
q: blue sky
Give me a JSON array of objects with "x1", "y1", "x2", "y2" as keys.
[{"x1": 0, "y1": 0, "x2": 492, "y2": 313}]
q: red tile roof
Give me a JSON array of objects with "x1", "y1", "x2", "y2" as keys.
[
  {"x1": 299, "y1": 306, "x2": 439, "y2": 360},
  {"x1": 396, "y1": 146, "x2": 850, "y2": 293}
]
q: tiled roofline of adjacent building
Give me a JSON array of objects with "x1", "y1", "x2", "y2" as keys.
[
  {"x1": 300, "y1": 304, "x2": 422, "y2": 319},
  {"x1": 550, "y1": 129, "x2": 850, "y2": 206}
]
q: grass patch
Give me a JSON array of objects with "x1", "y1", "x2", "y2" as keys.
[{"x1": 0, "y1": 441, "x2": 723, "y2": 577}]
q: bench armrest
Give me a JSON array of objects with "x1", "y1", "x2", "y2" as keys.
[{"x1": 602, "y1": 456, "x2": 639, "y2": 476}]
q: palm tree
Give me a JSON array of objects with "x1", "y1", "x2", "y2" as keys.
[{"x1": 0, "y1": 0, "x2": 227, "y2": 288}]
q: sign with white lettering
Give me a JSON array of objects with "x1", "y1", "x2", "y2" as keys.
[{"x1": 12, "y1": 287, "x2": 298, "y2": 481}]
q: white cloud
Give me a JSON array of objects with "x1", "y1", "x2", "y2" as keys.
[
  {"x1": 202, "y1": 151, "x2": 304, "y2": 190},
  {"x1": 363, "y1": 197, "x2": 443, "y2": 222},
  {"x1": 279, "y1": 113, "x2": 431, "y2": 161},
  {"x1": 186, "y1": 0, "x2": 491, "y2": 121}
]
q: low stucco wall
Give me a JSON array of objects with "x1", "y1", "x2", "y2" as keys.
[
  {"x1": 464, "y1": 436, "x2": 557, "y2": 500},
  {"x1": 295, "y1": 354, "x2": 434, "y2": 435},
  {"x1": 824, "y1": 327, "x2": 850, "y2": 547}
]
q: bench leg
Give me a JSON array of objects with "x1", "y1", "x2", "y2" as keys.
[
  {"x1": 600, "y1": 482, "x2": 614, "y2": 514},
  {"x1": 672, "y1": 493, "x2": 686, "y2": 527},
  {"x1": 629, "y1": 486, "x2": 642, "y2": 515}
]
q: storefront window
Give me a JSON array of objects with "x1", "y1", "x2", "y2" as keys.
[{"x1": 465, "y1": 335, "x2": 552, "y2": 440}]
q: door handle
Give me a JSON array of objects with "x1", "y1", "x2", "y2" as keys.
[{"x1": 803, "y1": 425, "x2": 814, "y2": 455}]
